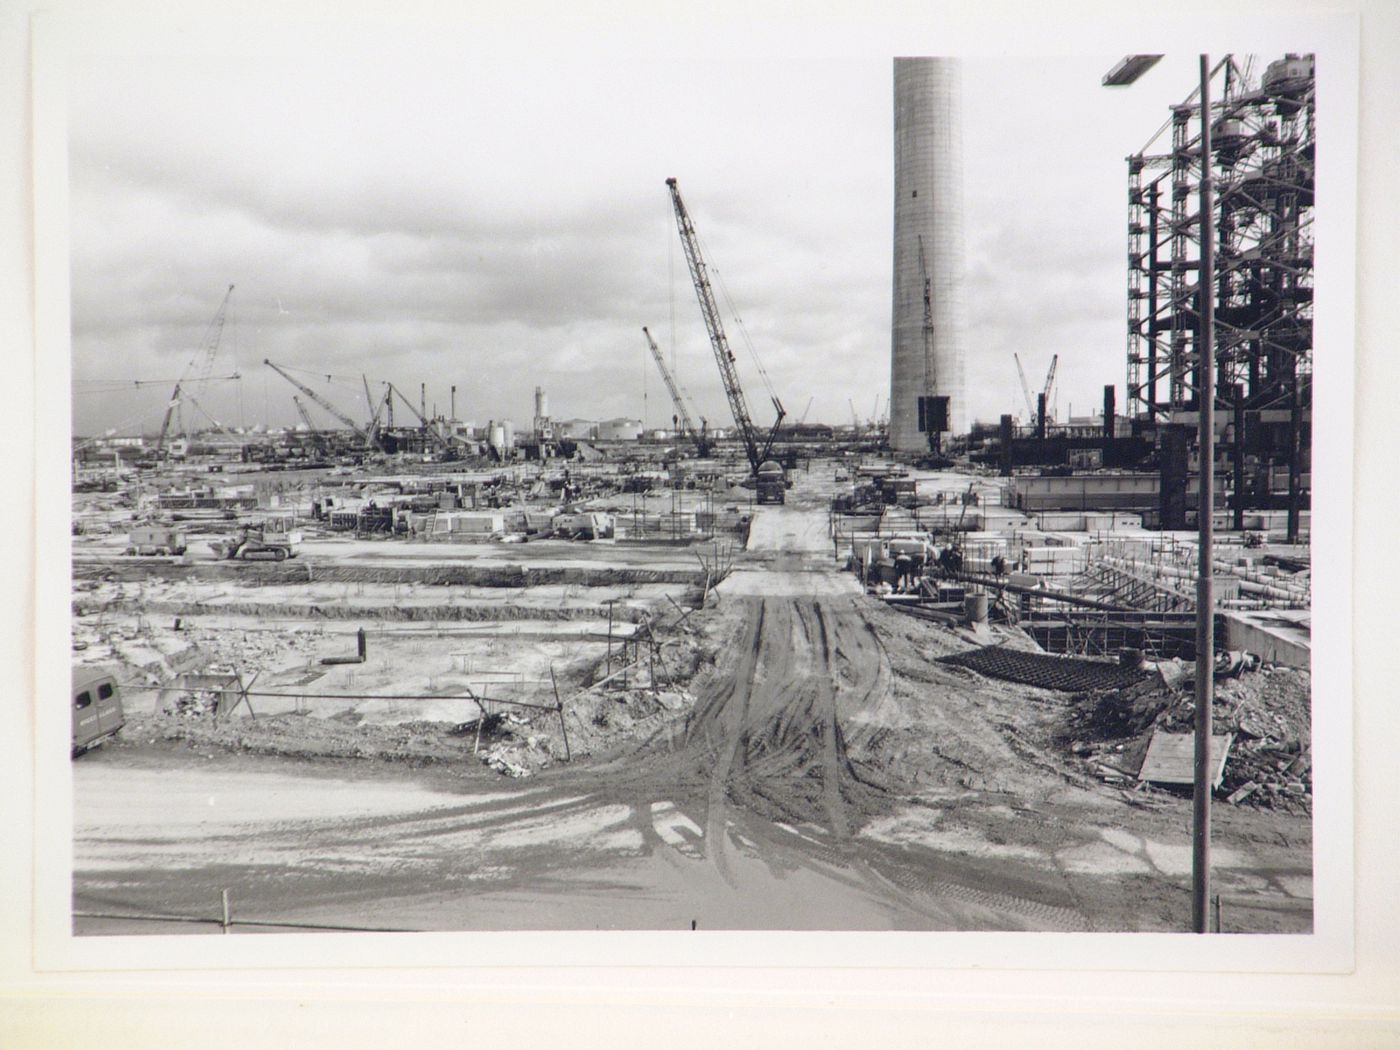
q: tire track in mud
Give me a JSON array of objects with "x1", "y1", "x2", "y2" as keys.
[
  {"x1": 697, "y1": 599, "x2": 868, "y2": 841},
  {"x1": 542, "y1": 586, "x2": 1095, "y2": 929},
  {"x1": 691, "y1": 600, "x2": 764, "y2": 883}
]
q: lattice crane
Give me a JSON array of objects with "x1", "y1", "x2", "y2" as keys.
[
  {"x1": 386, "y1": 382, "x2": 450, "y2": 448},
  {"x1": 155, "y1": 284, "x2": 235, "y2": 458},
  {"x1": 1013, "y1": 352, "x2": 1037, "y2": 422},
  {"x1": 1041, "y1": 354, "x2": 1059, "y2": 421},
  {"x1": 665, "y1": 177, "x2": 785, "y2": 474},
  {"x1": 291, "y1": 396, "x2": 327, "y2": 449},
  {"x1": 642, "y1": 326, "x2": 710, "y2": 455},
  {"x1": 264, "y1": 359, "x2": 377, "y2": 449}
]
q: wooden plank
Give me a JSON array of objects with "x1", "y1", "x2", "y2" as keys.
[{"x1": 1138, "y1": 729, "x2": 1234, "y2": 787}]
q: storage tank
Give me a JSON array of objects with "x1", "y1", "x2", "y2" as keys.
[
  {"x1": 890, "y1": 57, "x2": 968, "y2": 450},
  {"x1": 597, "y1": 417, "x2": 643, "y2": 441},
  {"x1": 558, "y1": 418, "x2": 596, "y2": 440}
]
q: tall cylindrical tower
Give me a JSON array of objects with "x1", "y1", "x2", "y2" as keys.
[{"x1": 890, "y1": 57, "x2": 968, "y2": 450}]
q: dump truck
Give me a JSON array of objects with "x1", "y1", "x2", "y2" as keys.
[
  {"x1": 124, "y1": 525, "x2": 187, "y2": 556},
  {"x1": 755, "y1": 460, "x2": 787, "y2": 505}
]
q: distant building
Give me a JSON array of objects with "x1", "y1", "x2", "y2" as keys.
[
  {"x1": 557, "y1": 418, "x2": 597, "y2": 441},
  {"x1": 597, "y1": 418, "x2": 643, "y2": 441}
]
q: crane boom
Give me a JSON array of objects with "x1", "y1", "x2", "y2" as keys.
[
  {"x1": 665, "y1": 177, "x2": 784, "y2": 473},
  {"x1": 192, "y1": 284, "x2": 236, "y2": 393},
  {"x1": 292, "y1": 395, "x2": 318, "y2": 436},
  {"x1": 1041, "y1": 354, "x2": 1058, "y2": 405},
  {"x1": 155, "y1": 284, "x2": 236, "y2": 458},
  {"x1": 386, "y1": 382, "x2": 450, "y2": 448},
  {"x1": 154, "y1": 383, "x2": 182, "y2": 457},
  {"x1": 363, "y1": 375, "x2": 378, "y2": 429},
  {"x1": 181, "y1": 389, "x2": 235, "y2": 436},
  {"x1": 1013, "y1": 352, "x2": 1037, "y2": 421},
  {"x1": 264, "y1": 360, "x2": 374, "y2": 447},
  {"x1": 367, "y1": 384, "x2": 389, "y2": 433},
  {"x1": 642, "y1": 326, "x2": 699, "y2": 437}
]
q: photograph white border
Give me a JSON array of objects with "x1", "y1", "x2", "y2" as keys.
[{"x1": 17, "y1": 0, "x2": 1369, "y2": 1000}]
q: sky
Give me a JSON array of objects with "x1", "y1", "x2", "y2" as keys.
[{"x1": 64, "y1": 10, "x2": 1229, "y2": 438}]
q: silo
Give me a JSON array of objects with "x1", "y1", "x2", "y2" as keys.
[{"x1": 890, "y1": 57, "x2": 968, "y2": 450}]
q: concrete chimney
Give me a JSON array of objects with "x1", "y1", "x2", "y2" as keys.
[{"x1": 890, "y1": 57, "x2": 968, "y2": 450}]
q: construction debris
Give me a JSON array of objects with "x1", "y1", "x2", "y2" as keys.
[{"x1": 1060, "y1": 658, "x2": 1311, "y2": 809}]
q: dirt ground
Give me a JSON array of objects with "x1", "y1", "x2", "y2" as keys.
[{"x1": 71, "y1": 460, "x2": 1313, "y2": 934}]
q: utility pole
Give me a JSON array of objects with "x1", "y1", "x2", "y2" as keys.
[
  {"x1": 1103, "y1": 50, "x2": 1216, "y2": 934},
  {"x1": 1192, "y1": 52, "x2": 1217, "y2": 936}
]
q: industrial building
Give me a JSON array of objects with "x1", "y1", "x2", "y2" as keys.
[{"x1": 1125, "y1": 54, "x2": 1313, "y2": 537}]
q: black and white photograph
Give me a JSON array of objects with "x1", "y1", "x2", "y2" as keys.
[
  {"x1": 13, "y1": 4, "x2": 1400, "y2": 1042},
  {"x1": 50, "y1": 16, "x2": 1348, "y2": 946}
]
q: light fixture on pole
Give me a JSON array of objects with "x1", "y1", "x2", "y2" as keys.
[{"x1": 1101, "y1": 54, "x2": 1164, "y2": 87}]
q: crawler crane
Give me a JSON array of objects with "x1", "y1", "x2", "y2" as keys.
[{"x1": 665, "y1": 177, "x2": 787, "y2": 503}]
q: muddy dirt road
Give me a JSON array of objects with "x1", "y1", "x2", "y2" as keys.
[{"x1": 74, "y1": 480, "x2": 1313, "y2": 934}]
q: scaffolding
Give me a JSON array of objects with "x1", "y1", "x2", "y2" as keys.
[{"x1": 1126, "y1": 54, "x2": 1314, "y2": 430}]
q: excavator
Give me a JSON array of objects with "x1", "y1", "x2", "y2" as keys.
[{"x1": 665, "y1": 178, "x2": 787, "y2": 503}]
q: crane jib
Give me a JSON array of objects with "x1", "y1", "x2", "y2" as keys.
[
  {"x1": 665, "y1": 178, "x2": 785, "y2": 475},
  {"x1": 264, "y1": 359, "x2": 374, "y2": 447}
]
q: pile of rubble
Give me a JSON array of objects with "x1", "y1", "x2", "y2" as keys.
[
  {"x1": 475, "y1": 713, "x2": 557, "y2": 777},
  {"x1": 1163, "y1": 664, "x2": 1312, "y2": 811},
  {"x1": 1062, "y1": 660, "x2": 1312, "y2": 810}
]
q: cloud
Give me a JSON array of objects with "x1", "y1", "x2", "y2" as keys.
[{"x1": 68, "y1": 47, "x2": 1174, "y2": 435}]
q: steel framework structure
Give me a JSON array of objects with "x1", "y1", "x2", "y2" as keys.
[{"x1": 1125, "y1": 54, "x2": 1314, "y2": 424}]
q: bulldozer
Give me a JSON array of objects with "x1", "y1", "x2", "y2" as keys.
[{"x1": 211, "y1": 515, "x2": 302, "y2": 561}]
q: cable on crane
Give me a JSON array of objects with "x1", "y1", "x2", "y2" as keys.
[{"x1": 694, "y1": 227, "x2": 780, "y2": 403}]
